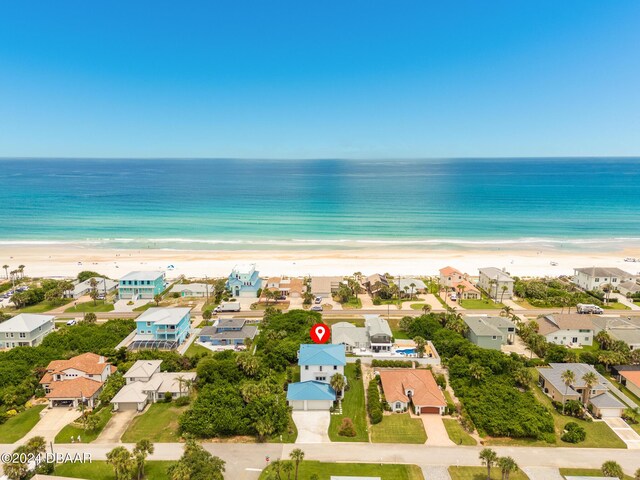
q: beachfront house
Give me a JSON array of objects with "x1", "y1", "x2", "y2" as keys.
[
  {"x1": 537, "y1": 363, "x2": 625, "y2": 418},
  {"x1": 537, "y1": 314, "x2": 595, "y2": 347},
  {"x1": 438, "y1": 266, "x2": 481, "y2": 299},
  {"x1": 310, "y1": 276, "x2": 343, "y2": 298},
  {"x1": 264, "y1": 277, "x2": 305, "y2": 299},
  {"x1": 170, "y1": 283, "x2": 210, "y2": 298},
  {"x1": 396, "y1": 277, "x2": 427, "y2": 296},
  {"x1": 226, "y1": 264, "x2": 262, "y2": 298},
  {"x1": 478, "y1": 267, "x2": 514, "y2": 301},
  {"x1": 117, "y1": 271, "x2": 165, "y2": 300},
  {"x1": 331, "y1": 315, "x2": 393, "y2": 353},
  {"x1": 39, "y1": 353, "x2": 116, "y2": 408},
  {"x1": 110, "y1": 360, "x2": 196, "y2": 411},
  {"x1": 129, "y1": 307, "x2": 191, "y2": 350},
  {"x1": 199, "y1": 318, "x2": 258, "y2": 346},
  {"x1": 572, "y1": 267, "x2": 635, "y2": 291},
  {"x1": 377, "y1": 368, "x2": 446, "y2": 415},
  {"x1": 364, "y1": 274, "x2": 389, "y2": 296},
  {"x1": 463, "y1": 315, "x2": 516, "y2": 350},
  {"x1": 287, "y1": 344, "x2": 346, "y2": 411},
  {"x1": 71, "y1": 277, "x2": 118, "y2": 299},
  {"x1": 0, "y1": 313, "x2": 54, "y2": 349}
]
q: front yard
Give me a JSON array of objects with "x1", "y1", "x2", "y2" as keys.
[
  {"x1": 449, "y1": 466, "x2": 529, "y2": 480},
  {"x1": 459, "y1": 297, "x2": 505, "y2": 309},
  {"x1": 121, "y1": 402, "x2": 188, "y2": 443},
  {"x1": 55, "y1": 460, "x2": 175, "y2": 480},
  {"x1": 370, "y1": 413, "x2": 426, "y2": 443},
  {"x1": 260, "y1": 461, "x2": 424, "y2": 480},
  {"x1": 55, "y1": 406, "x2": 113, "y2": 443},
  {"x1": 0, "y1": 405, "x2": 46, "y2": 443},
  {"x1": 328, "y1": 363, "x2": 368, "y2": 442},
  {"x1": 64, "y1": 300, "x2": 114, "y2": 313},
  {"x1": 559, "y1": 468, "x2": 634, "y2": 480},
  {"x1": 443, "y1": 418, "x2": 476, "y2": 445}
]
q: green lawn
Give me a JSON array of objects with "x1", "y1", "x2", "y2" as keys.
[
  {"x1": 410, "y1": 302, "x2": 431, "y2": 310},
  {"x1": 17, "y1": 299, "x2": 72, "y2": 313},
  {"x1": 370, "y1": 413, "x2": 426, "y2": 443},
  {"x1": 183, "y1": 342, "x2": 212, "y2": 357},
  {"x1": 55, "y1": 461, "x2": 175, "y2": 480},
  {"x1": 260, "y1": 461, "x2": 424, "y2": 480},
  {"x1": 449, "y1": 466, "x2": 529, "y2": 480},
  {"x1": 386, "y1": 317, "x2": 410, "y2": 339},
  {"x1": 328, "y1": 363, "x2": 368, "y2": 442},
  {"x1": 121, "y1": 402, "x2": 187, "y2": 443},
  {"x1": 0, "y1": 405, "x2": 46, "y2": 443},
  {"x1": 559, "y1": 468, "x2": 634, "y2": 480},
  {"x1": 133, "y1": 302, "x2": 156, "y2": 312},
  {"x1": 341, "y1": 297, "x2": 362, "y2": 309},
  {"x1": 603, "y1": 302, "x2": 630, "y2": 310},
  {"x1": 459, "y1": 298, "x2": 505, "y2": 309},
  {"x1": 64, "y1": 300, "x2": 114, "y2": 313},
  {"x1": 485, "y1": 370, "x2": 625, "y2": 448},
  {"x1": 55, "y1": 407, "x2": 113, "y2": 444},
  {"x1": 322, "y1": 317, "x2": 365, "y2": 327},
  {"x1": 443, "y1": 418, "x2": 476, "y2": 445}
]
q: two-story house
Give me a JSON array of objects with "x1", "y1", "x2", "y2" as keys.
[
  {"x1": 537, "y1": 363, "x2": 625, "y2": 418},
  {"x1": 573, "y1": 267, "x2": 635, "y2": 291},
  {"x1": 0, "y1": 313, "x2": 54, "y2": 349},
  {"x1": 129, "y1": 307, "x2": 191, "y2": 350},
  {"x1": 117, "y1": 271, "x2": 165, "y2": 300},
  {"x1": 463, "y1": 315, "x2": 516, "y2": 350},
  {"x1": 478, "y1": 267, "x2": 514, "y2": 300},
  {"x1": 39, "y1": 352, "x2": 116, "y2": 408},
  {"x1": 287, "y1": 344, "x2": 346, "y2": 411},
  {"x1": 226, "y1": 264, "x2": 262, "y2": 298},
  {"x1": 537, "y1": 314, "x2": 595, "y2": 347},
  {"x1": 199, "y1": 318, "x2": 258, "y2": 346},
  {"x1": 110, "y1": 360, "x2": 196, "y2": 411},
  {"x1": 365, "y1": 315, "x2": 393, "y2": 352},
  {"x1": 438, "y1": 267, "x2": 481, "y2": 299},
  {"x1": 331, "y1": 315, "x2": 393, "y2": 353}
]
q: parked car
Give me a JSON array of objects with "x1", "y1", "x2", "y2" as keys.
[
  {"x1": 449, "y1": 293, "x2": 458, "y2": 301},
  {"x1": 311, "y1": 305, "x2": 323, "y2": 311},
  {"x1": 66, "y1": 319, "x2": 77, "y2": 326},
  {"x1": 314, "y1": 296, "x2": 322, "y2": 304}
]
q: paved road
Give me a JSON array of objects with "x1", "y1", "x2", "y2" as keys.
[{"x1": 4, "y1": 442, "x2": 639, "y2": 479}]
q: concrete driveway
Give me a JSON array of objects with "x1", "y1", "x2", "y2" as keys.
[
  {"x1": 23, "y1": 407, "x2": 81, "y2": 444},
  {"x1": 603, "y1": 417, "x2": 640, "y2": 449},
  {"x1": 94, "y1": 409, "x2": 138, "y2": 443},
  {"x1": 422, "y1": 414, "x2": 454, "y2": 446},
  {"x1": 292, "y1": 411, "x2": 330, "y2": 444}
]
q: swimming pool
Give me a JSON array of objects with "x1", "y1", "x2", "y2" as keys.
[{"x1": 395, "y1": 348, "x2": 416, "y2": 355}]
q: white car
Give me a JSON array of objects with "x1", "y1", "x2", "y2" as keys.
[
  {"x1": 66, "y1": 319, "x2": 77, "y2": 326},
  {"x1": 449, "y1": 293, "x2": 458, "y2": 301}
]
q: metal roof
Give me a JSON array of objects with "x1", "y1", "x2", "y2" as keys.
[
  {"x1": 287, "y1": 381, "x2": 336, "y2": 401},
  {"x1": 298, "y1": 344, "x2": 346, "y2": 366}
]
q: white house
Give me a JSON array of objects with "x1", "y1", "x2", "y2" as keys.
[
  {"x1": 0, "y1": 313, "x2": 54, "y2": 349},
  {"x1": 71, "y1": 277, "x2": 118, "y2": 299},
  {"x1": 573, "y1": 267, "x2": 635, "y2": 291},
  {"x1": 287, "y1": 344, "x2": 346, "y2": 411},
  {"x1": 111, "y1": 360, "x2": 196, "y2": 411},
  {"x1": 478, "y1": 267, "x2": 515, "y2": 300},
  {"x1": 170, "y1": 283, "x2": 210, "y2": 298},
  {"x1": 537, "y1": 314, "x2": 595, "y2": 347}
]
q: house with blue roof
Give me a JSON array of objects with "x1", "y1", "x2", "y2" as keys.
[
  {"x1": 287, "y1": 344, "x2": 347, "y2": 411},
  {"x1": 226, "y1": 264, "x2": 262, "y2": 298}
]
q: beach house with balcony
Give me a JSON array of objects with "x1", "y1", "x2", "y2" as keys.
[
  {"x1": 573, "y1": 267, "x2": 635, "y2": 291},
  {"x1": 439, "y1": 267, "x2": 481, "y2": 299},
  {"x1": 129, "y1": 307, "x2": 191, "y2": 350},
  {"x1": 226, "y1": 264, "x2": 262, "y2": 298},
  {"x1": 537, "y1": 314, "x2": 595, "y2": 347},
  {"x1": 117, "y1": 271, "x2": 165, "y2": 300},
  {"x1": 0, "y1": 313, "x2": 54, "y2": 349},
  {"x1": 478, "y1": 267, "x2": 514, "y2": 301}
]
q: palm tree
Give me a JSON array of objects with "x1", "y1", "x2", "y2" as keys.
[
  {"x1": 488, "y1": 279, "x2": 497, "y2": 300},
  {"x1": 500, "y1": 285, "x2": 508, "y2": 303},
  {"x1": 445, "y1": 316, "x2": 468, "y2": 335},
  {"x1": 601, "y1": 460, "x2": 624, "y2": 479},
  {"x1": 2, "y1": 265, "x2": 8, "y2": 279},
  {"x1": 560, "y1": 369, "x2": 576, "y2": 415},
  {"x1": 581, "y1": 372, "x2": 598, "y2": 406},
  {"x1": 153, "y1": 293, "x2": 162, "y2": 306},
  {"x1": 133, "y1": 439, "x2": 154, "y2": 480},
  {"x1": 290, "y1": 448, "x2": 305, "y2": 480},
  {"x1": 513, "y1": 368, "x2": 532, "y2": 389},
  {"x1": 403, "y1": 285, "x2": 410, "y2": 298},
  {"x1": 595, "y1": 330, "x2": 612, "y2": 350},
  {"x1": 413, "y1": 336, "x2": 427, "y2": 358},
  {"x1": 469, "y1": 363, "x2": 487, "y2": 384},
  {"x1": 270, "y1": 459, "x2": 283, "y2": 480},
  {"x1": 479, "y1": 448, "x2": 498, "y2": 480},
  {"x1": 18, "y1": 265, "x2": 25, "y2": 279},
  {"x1": 330, "y1": 373, "x2": 346, "y2": 399},
  {"x1": 421, "y1": 304, "x2": 432, "y2": 315},
  {"x1": 497, "y1": 456, "x2": 518, "y2": 480},
  {"x1": 89, "y1": 277, "x2": 99, "y2": 305},
  {"x1": 409, "y1": 282, "x2": 416, "y2": 299},
  {"x1": 169, "y1": 462, "x2": 191, "y2": 480},
  {"x1": 458, "y1": 284, "x2": 466, "y2": 300},
  {"x1": 282, "y1": 461, "x2": 294, "y2": 480},
  {"x1": 501, "y1": 305, "x2": 514, "y2": 317},
  {"x1": 106, "y1": 446, "x2": 134, "y2": 480}
]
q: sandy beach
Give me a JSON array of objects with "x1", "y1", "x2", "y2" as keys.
[{"x1": 2, "y1": 244, "x2": 640, "y2": 280}]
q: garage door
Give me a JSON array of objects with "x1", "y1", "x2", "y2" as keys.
[
  {"x1": 116, "y1": 402, "x2": 139, "y2": 411},
  {"x1": 290, "y1": 401, "x2": 305, "y2": 411},
  {"x1": 599, "y1": 408, "x2": 621, "y2": 418},
  {"x1": 306, "y1": 400, "x2": 330, "y2": 410},
  {"x1": 420, "y1": 406, "x2": 440, "y2": 414}
]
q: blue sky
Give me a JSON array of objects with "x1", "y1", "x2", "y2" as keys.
[{"x1": 1, "y1": 1, "x2": 639, "y2": 158}]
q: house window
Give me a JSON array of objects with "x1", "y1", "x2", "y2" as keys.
[
  {"x1": 333, "y1": 366, "x2": 337, "y2": 370},
  {"x1": 319, "y1": 366, "x2": 322, "y2": 371},
  {"x1": 305, "y1": 366, "x2": 309, "y2": 370},
  {"x1": 19, "y1": 333, "x2": 26, "y2": 338},
  {"x1": 395, "y1": 402, "x2": 402, "y2": 410},
  {"x1": 316, "y1": 376, "x2": 326, "y2": 382},
  {"x1": 492, "y1": 336, "x2": 497, "y2": 340},
  {"x1": 595, "y1": 278, "x2": 600, "y2": 282}
]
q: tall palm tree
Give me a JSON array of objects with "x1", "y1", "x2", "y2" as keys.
[
  {"x1": 133, "y1": 439, "x2": 154, "y2": 480},
  {"x1": 413, "y1": 336, "x2": 427, "y2": 358},
  {"x1": 270, "y1": 459, "x2": 283, "y2": 480},
  {"x1": 409, "y1": 282, "x2": 416, "y2": 299},
  {"x1": 595, "y1": 330, "x2": 612, "y2": 350},
  {"x1": 501, "y1": 305, "x2": 514, "y2": 317},
  {"x1": 330, "y1": 373, "x2": 346, "y2": 399},
  {"x1": 458, "y1": 284, "x2": 466, "y2": 300},
  {"x1": 282, "y1": 461, "x2": 294, "y2": 480},
  {"x1": 479, "y1": 448, "x2": 498, "y2": 480},
  {"x1": 289, "y1": 448, "x2": 305, "y2": 480},
  {"x1": 89, "y1": 277, "x2": 99, "y2": 305},
  {"x1": 581, "y1": 372, "x2": 598, "y2": 406},
  {"x1": 421, "y1": 304, "x2": 432, "y2": 315},
  {"x1": 560, "y1": 369, "x2": 576, "y2": 415},
  {"x1": 18, "y1": 265, "x2": 25, "y2": 279},
  {"x1": 497, "y1": 456, "x2": 518, "y2": 480},
  {"x1": 500, "y1": 285, "x2": 508, "y2": 303},
  {"x1": 2, "y1": 265, "x2": 8, "y2": 279}
]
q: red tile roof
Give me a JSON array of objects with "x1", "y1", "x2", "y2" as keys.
[
  {"x1": 378, "y1": 369, "x2": 446, "y2": 407},
  {"x1": 620, "y1": 370, "x2": 640, "y2": 388},
  {"x1": 45, "y1": 377, "x2": 103, "y2": 399},
  {"x1": 439, "y1": 266, "x2": 462, "y2": 276}
]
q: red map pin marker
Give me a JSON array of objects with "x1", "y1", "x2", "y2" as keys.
[{"x1": 310, "y1": 323, "x2": 329, "y2": 344}]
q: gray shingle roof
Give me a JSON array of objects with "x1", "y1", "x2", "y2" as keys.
[
  {"x1": 479, "y1": 267, "x2": 514, "y2": 282},
  {"x1": 574, "y1": 267, "x2": 634, "y2": 278},
  {"x1": 463, "y1": 316, "x2": 514, "y2": 337},
  {"x1": 0, "y1": 314, "x2": 54, "y2": 333}
]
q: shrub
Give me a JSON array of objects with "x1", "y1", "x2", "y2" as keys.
[
  {"x1": 367, "y1": 379, "x2": 383, "y2": 424},
  {"x1": 561, "y1": 422, "x2": 586, "y2": 443},
  {"x1": 164, "y1": 392, "x2": 173, "y2": 402},
  {"x1": 338, "y1": 417, "x2": 356, "y2": 437},
  {"x1": 354, "y1": 359, "x2": 362, "y2": 380},
  {"x1": 175, "y1": 396, "x2": 190, "y2": 407},
  {"x1": 373, "y1": 298, "x2": 381, "y2": 305},
  {"x1": 172, "y1": 292, "x2": 180, "y2": 299},
  {"x1": 371, "y1": 359, "x2": 413, "y2": 368},
  {"x1": 435, "y1": 373, "x2": 447, "y2": 389}
]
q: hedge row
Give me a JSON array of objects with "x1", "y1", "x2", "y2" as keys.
[
  {"x1": 371, "y1": 359, "x2": 413, "y2": 368},
  {"x1": 367, "y1": 379, "x2": 383, "y2": 424}
]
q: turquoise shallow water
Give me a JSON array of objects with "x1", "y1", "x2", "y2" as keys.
[{"x1": 0, "y1": 158, "x2": 639, "y2": 251}]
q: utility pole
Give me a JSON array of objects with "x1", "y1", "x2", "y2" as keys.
[{"x1": 204, "y1": 275, "x2": 209, "y2": 303}]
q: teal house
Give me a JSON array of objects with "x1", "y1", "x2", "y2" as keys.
[
  {"x1": 130, "y1": 307, "x2": 191, "y2": 350},
  {"x1": 226, "y1": 263, "x2": 262, "y2": 298},
  {"x1": 118, "y1": 271, "x2": 166, "y2": 300}
]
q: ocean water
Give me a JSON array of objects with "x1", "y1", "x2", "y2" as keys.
[{"x1": 0, "y1": 158, "x2": 639, "y2": 251}]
